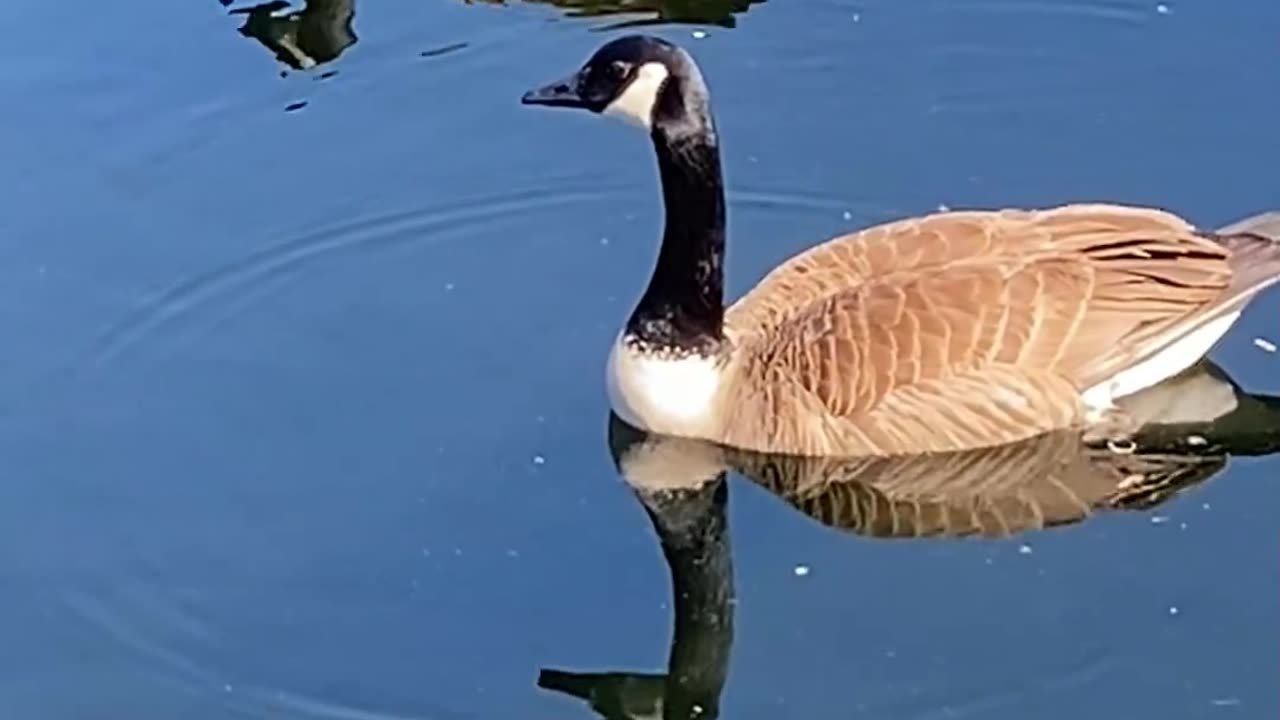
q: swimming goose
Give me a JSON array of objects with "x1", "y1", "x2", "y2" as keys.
[{"x1": 521, "y1": 34, "x2": 1280, "y2": 457}]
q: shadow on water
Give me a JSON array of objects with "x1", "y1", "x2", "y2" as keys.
[
  {"x1": 538, "y1": 358, "x2": 1280, "y2": 718},
  {"x1": 224, "y1": 0, "x2": 358, "y2": 72},
  {"x1": 464, "y1": 0, "x2": 764, "y2": 29}
]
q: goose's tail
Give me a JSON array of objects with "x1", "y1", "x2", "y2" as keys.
[
  {"x1": 1217, "y1": 210, "x2": 1280, "y2": 239},
  {"x1": 1210, "y1": 211, "x2": 1280, "y2": 309}
]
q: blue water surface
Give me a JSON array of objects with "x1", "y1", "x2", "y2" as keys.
[{"x1": 0, "y1": 0, "x2": 1276, "y2": 717}]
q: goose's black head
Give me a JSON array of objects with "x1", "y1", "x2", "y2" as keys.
[{"x1": 521, "y1": 35, "x2": 714, "y2": 138}]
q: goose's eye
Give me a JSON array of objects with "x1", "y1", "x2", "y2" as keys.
[{"x1": 608, "y1": 61, "x2": 629, "y2": 80}]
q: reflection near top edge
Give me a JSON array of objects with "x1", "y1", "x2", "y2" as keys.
[
  {"x1": 224, "y1": 0, "x2": 358, "y2": 71},
  {"x1": 464, "y1": 0, "x2": 765, "y2": 30}
]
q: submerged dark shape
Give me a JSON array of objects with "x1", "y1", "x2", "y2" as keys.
[
  {"x1": 228, "y1": 0, "x2": 358, "y2": 70},
  {"x1": 464, "y1": 0, "x2": 763, "y2": 30}
]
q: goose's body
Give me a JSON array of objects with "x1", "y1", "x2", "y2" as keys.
[
  {"x1": 614, "y1": 203, "x2": 1280, "y2": 456},
  {"x1": 523, "y1": 35, "x2": 1280, "y2": 457}
]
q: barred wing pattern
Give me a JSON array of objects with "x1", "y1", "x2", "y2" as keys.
[{"x1": 720, "y1": 204, "x2": 1247, "y2": 455}]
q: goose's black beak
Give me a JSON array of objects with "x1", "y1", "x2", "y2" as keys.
[{"x1": 521, "y1": 73, "x2": 588, "y2": 108}]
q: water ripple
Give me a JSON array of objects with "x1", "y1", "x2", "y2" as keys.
[
  {"x1": 59, "y1": 583, "x2": 224, "y2": 697},
  {"x1": 84, "y1": 183, "x2": 621, "y2": 369},
  {"x1": 226, "y1": 689, "x2": 472, "y2": 720},
  {"x1": 939, "y1": 0, "x2": 1156, "y2": 25},
  {"x1": 734, "y1": 186, "x2": 904, "y2": 220}
]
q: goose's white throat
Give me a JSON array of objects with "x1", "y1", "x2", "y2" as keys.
[{"x1": 607, "y1": 334, "x2": 723, "y2": 436}]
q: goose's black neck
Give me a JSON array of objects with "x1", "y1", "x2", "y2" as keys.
[{"x1": 625, "y1": 122, "x2": 726, "y2": 355}]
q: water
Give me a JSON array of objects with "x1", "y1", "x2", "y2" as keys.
[{"x1": 0, "y1": 0, "x2": 1277, "y2": 717}]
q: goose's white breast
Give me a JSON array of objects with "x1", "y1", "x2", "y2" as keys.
[{"x1": 606, "y1": 335, "x2": 722, "y2": 436}]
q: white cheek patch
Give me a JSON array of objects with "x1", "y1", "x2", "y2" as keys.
[{"x1": 603, "y1": 62, "x2": 670, "y2": 129}]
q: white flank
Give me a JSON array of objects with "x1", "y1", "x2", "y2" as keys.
[
  {"x1": 607, "y1": 335, "x2": 722, "y2": 436},
  {"x1": 603, "y1": 62, "x2": 670, "y2": 130},
  {"x1": 1082, "y1": 310, "x2": 1241, "y2": 415}
]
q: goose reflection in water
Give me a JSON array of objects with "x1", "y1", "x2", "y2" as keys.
[
  {"x1": 464, "y1": 0, "x2": 763, "y2": 30},
  {"x1": 223, "y1": 0, "x2": 357, "y2": 71},
  {"x1": 537, "y1": 359, "x2": 1280, "y2": 718}
]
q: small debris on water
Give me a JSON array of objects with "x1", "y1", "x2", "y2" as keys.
[
  {"x1": 1202, "y1": 502, "x2": 1211, "y2": 511},
  {"x1": 444, "y1": 282, "x2": 455, "y2": 291},
  {"x1": 937, "y1": 203, "x2": 951, "y2": 212},
  {"x1": 1168, "y1": 605, "x2": 1179, "y2": 616},
  {"x1": 284, "y1": 100, "x2": 308, "y2": 112},
  {"x1": 1253, "y1": 336, "x2": 1277, "y2": 353},
  {"x1": 692, "y1": 30, "x2": 708, "y2": 39},
  {"x1": 793, "y1": 564, "x2": 811, "y2": 577},
  {"x1": 1151, "y1": 515, "x2": 1169, "y2": 524},
  {"x1": 1107, "y1": 438, "x2": 1137, "y2": 454},
  {"x1": 1155, "y1": 3, "x2": 1170, "y2": 13},
  {"x1": 852, "y1": 12, "x2": 861, "y2": 22},
  {"x1": 532, "y1": 454, "x2": 546, "y2": 466},
  {"x1": 1018, "y1": 544, "x2": 1033, "y2": 555},
  {"x1": 1210, "y1": 698, "x2": 1241, "y2": 707},
  {"x1": 842, "y1": 210, "x2": 853, "y2": 221}
]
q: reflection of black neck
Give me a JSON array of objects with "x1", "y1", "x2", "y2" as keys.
[
  {"x1": 643, "y1": 478, "x2": 734, "y2": 719},
  {"x1": 625, "y1": 124, "x2": 726, "y2": 354},
  {"x1": 538, "y1": 415, "x2": 735, "y2": 719}
]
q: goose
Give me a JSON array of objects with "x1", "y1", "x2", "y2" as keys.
[{"x1": 521, "y1": 34, "x2": 1280, "y2": 457}]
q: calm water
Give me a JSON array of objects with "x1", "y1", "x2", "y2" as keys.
[{"x1": 1, "y1": 0, "x2": 1277, "y2": 717}]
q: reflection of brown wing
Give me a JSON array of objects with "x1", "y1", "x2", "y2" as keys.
[
  {"x1": 1101, "y1": 453, "x2": 1226, "y2": 511},
  {"x1": 729, "y1": 431, "x2": 1227, "y2": 539}
]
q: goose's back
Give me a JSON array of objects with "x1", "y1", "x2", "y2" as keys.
[{"x1": 717, "y1": 203, "x2": 1238, "y2": 455}]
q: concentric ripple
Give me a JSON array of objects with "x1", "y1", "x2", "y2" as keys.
[{"x1": 83, "y1": 182, "x2": 622, "y2": 370}]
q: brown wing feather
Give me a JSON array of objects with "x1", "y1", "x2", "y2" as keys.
[{"x1": 720, "y1": 203, "x2": 1239, "y2": 455}]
